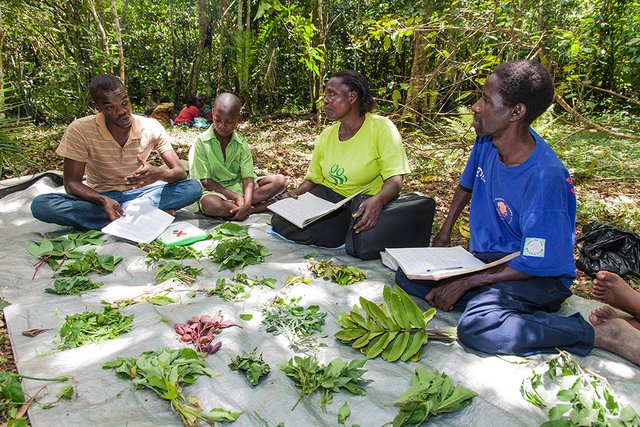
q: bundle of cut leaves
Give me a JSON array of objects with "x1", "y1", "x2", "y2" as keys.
[
  {"x1": 174, "y1": 311, "x2": 241, "y2": 356},
  {"x1": 105, "y1": 291, "x2": 177, "y2": 308},
  {"x1": 279, "y1": 356, "x2": 368, "y2": 411},
  {"x1": 45, "y1": 277, "x2": 104, "y2": 295},
  {"x1": 154, "y1": 261, "x2": 202, "y2": 284},
  {"x1": 228, "y1": 349, "x2": 271, "y2": 386},
  {"x1": 104, "y1": 348, "x2": 242, "y2": 426},
  {"x1": 308, "y1": 259, "x2": 367, "y2": 286},
  {"x1": 335, "y1": 285, "x2": 456, "y2": 362},
  {"x1": 58, "y1": 306, "x2": 132, "y2": 350},
  {"x1": 520, "y1": 350, "x2": 640, "y2": 426},
  {"x1": 27, "y1": 230, "x2": 105, "y2": 277},
  {"x1": 391, "y1": 366, "x2": 477, "y2": 426},
  {"x1": 231, "y1": 272, "x2": 277, "y2": 289},
  {"x1": 209, "y1": 273, "x2": 277, "y2": 302},
  {"x1": 140, "y1": 241, "x2": 203, "y2": 263},
  {"x1": 54, "y1": 249, "x2": 122, "y2": 277},
  {"x1": 261, "y1": 297, "x2": 326, "y2": 352},
  {"x1": 208, "y1": 222, "x2": 270, "y2": 271}
]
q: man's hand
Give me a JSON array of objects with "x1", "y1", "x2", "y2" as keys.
[
  {"x1": 101, "y1": 196, "x2": 125, "y2": 221},
  {"x1": 352, "y1": 196, "x2": 384, "y2": 233},
  {"x1": 431, "y1": 229, "x2": 451, "y2": 247},
  {"x1": 124, "y1": 155, "x2": 165, "y2": 187},
  {"x1": 425, "y1": 279, "x2": 468, "y2": 311},
  {"x1": 230, "y1": 197, "x2": 250, "y2": 221}
]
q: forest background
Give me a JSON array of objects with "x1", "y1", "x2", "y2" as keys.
[{"x1": 1, "y1": 1, "x2": 640, "y2": 276}]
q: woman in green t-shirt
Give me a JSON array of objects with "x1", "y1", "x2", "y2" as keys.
[{"x1": 272, "y1": 70, "x2": 411, "y2": 247}]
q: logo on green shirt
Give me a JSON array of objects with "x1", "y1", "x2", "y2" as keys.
[{"x1": 329, "y1": 163, "x2": 347, "y2": 185}]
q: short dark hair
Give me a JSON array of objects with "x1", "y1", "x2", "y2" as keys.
[
  {"x1": 159, "y1": 96, "x2": 170, "y2": 103},
  {"x1": 492, "y1": 60, "x2": 554, "y2": 124},
  {"x1": 89, "y1": 75, "x2": 125, "y2": 102},
  {"x1": 330, "y1": 70, "x2": 375, "y2": 116},
  {"x1": 185, "y1": 96, "x2": 197, "y2": 107}
]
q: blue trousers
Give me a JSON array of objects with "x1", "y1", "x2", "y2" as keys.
[
  {"x1": 395, "y1": 263, "x2": 594, "y2": 357},
  {"x1": 30, "y1": 179, "x2": 202, "y2": 230}
]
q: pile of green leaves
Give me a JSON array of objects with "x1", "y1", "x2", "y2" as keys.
[
  {"x1": 261, "y1": 297, "x2": 326, "y2": 352},
  {"x1": 231, "y1": 272, "x2": 277, "y2": 289},
  {"x1": 209, "y1": 273, "x2": 277, "y2": 302},
  {"x1": 209, "y1": 236, "x2": 271, "y2": 271},
  {"x1": 58, "y1": 306, "x2": 133, "y2": 350},
  {"x1": 208, "y1": 222, "x2": 270, "y2": 271},
  {"x1": 0, "y1": 371, "x2": 70, "y2": 424},
  {"x1": 280, "y1": 356, "x2": 368, "y2": 410},
  {"x1": 27, "y1": 230, "x2": 105, "y2": 276},
  {"x1": 335, "y1": 286, "x2": 455, "y2": 362},
  {"x1": 154, "y1": 261, "x2": 202, "y2": 284},
  {"x1": 45, "y1": 277, "x2": 104, "y2": 295},
  {"x1": 308, "y1": 259, "x2": 367, "y2": 286},
  {"x1": 228, "y1": 349, "x2": 271, "y2": 386},
  {"x1": 391, "y1": 366, "x2": 477, "y2": 426},
  {"x1": 55, "y1": 249, "x2": 122, "y2": 277},
  {"x1": 106, "y1": 292, "x2": 177, "y2": 308},
  {"x1": 140, "y1": 241, "x2": 203, "y2": 263},
  {"x1": 104, "y1": 348, "x2": 242, "y2": 426},
  {"x1": 520, "y1": 350, "x2": 640, "y2": 426}
]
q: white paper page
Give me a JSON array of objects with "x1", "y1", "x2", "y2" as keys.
[
  {"x1": 385, "y1": 246, "x2": 486, "y2": 275},
  {"x1": 101, "y1": 200, "x2": 175, "y2": 244},
  {"x1": 267, "y1": 192, "x2": 335, "y2": 228}
]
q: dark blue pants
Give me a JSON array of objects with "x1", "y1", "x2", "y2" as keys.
[{"x1": 395, "y1": 266, "x2": 594, "y2": 357}]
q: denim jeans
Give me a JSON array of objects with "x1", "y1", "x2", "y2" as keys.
[{"x1": 31, "y1": 179, "x2": 202, "y2": 230}]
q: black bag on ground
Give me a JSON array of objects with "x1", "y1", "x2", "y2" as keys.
[
  {"x1": 576, "y1": 221, "x2": 640, "y2": 277},
  {"x1": 345, "y1": 193, "x2": 435, "y2": 260}
]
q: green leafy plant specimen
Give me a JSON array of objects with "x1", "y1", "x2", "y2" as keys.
[
  {"x1": 27, "y1": 230, "x2": 105, "y2": 277},
  {"x1": 58, "y1": 306, "x2": 133, "y2": 350},
  {"x1": 308, "y1": 259, "x2": 367, "y2": 285},
  {"x1": 391, "y1": 366, "x2": 476, "y2": 426},
  {"x1": 0, "y1": 371, "x2": 70, "y2": 424},
  {"x1": 335, "y1": 286, "x2": 456, "y2": 362},
  {"x1": 45, "y1": 277, "x2": 104, "y2": 295},
  {"x1": 154, "y1": 261, "x2": 202, "y2": 284},
  {"x1": 209, "y1": 222, "x2": 250, "y2": 239},
  {"x1": 54, "y1": 249, "x2": 122, "y2": 277},
  {"x1": 280, "y1": 356, "x2": 368, "y2": 410},
  {"x1": 104, "y1": 348, "x2": 242, "y2": 426},
  {"x1": 140, "y1": 241, "x2": 203, "y2": 263},
  {"x1": 521, "y1": 350, "x2": 640, "y2": 426},
  {"x1": 209, "y1": 236, "x2": 271, "y2": 271},
  {"x1": 262, "y1": 297, "x2": 326, "y2": 352},
  {"x1": 229, "y1": 349, "x2": 271, "y2": 386}
]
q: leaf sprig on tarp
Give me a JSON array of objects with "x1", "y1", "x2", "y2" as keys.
[
  {"x1": 208, "y1": 223, "x2": 270, "y2": 271},
  {"x1": 308, "y1": 259, "x2": 367, "y2": 285},
  {"x1": 27, "y1": 230, "x2": 105, "y2": 277},
  {"x1": 174, "y1": 311, "x2": 241, "y2": 356},
  {"x1": 335, "y1": 286, "x2": 456, "y2": 362},
  {"x1": 261, "y1": 297, "x2": 326, "y2": 352},
  {"x1": 154, "y1": 261, "x2": 202, "y2": 284},
  {"x1": 209, "y1": 273, "x2": 277, "y2": 302},
  {"x1": 104, "y1": 348, "x2": 242, "y2": 426},
  {"x1": 54, "y1": 249, "x2": 122, "y2": 277},
  {"x1": 280, "y1": 356, "x2": 369, "y2": 411},
  {"x1": 45, "y1": 277, "x2": 104, "y2": 295},
  {"x1": 520, "y1": 350, "x2": 640, "y2": 426},
  {"x1": 58, "y1": 306, "x2": 132, "y2": 350},
  {"x1": 391, "y1": 366, "x2": 477, "y2": 426},
  {"x1": 0, "y1": 371, "x2": 71, "y2": 424},
  {"x1": 228, "y1": 349, "x2": 271, "y2": 386},
  {"x1": 140, "y1": 241, "x2": 203, "y2": 263}
]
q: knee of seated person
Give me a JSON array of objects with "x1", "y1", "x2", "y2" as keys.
[
  {"x1": 274, "y1": 174, "x2": 288, "y2": 192},
  {"x1": 30, "y1": 194, "x2": 54, "y2": 219}
]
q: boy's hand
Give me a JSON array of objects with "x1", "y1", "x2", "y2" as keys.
[{"x1": 230, "y1": 200, "x2": 250, "y2": 221}]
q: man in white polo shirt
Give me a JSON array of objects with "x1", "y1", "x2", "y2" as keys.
[{"x1": 31, "y1": 74, "x2": 201, "y2": 230}]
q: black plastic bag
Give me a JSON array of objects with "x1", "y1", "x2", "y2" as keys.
[{"x1": 576, "y1": 221, "x2": 640, "y2": 277}]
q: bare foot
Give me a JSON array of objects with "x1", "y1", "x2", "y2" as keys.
[
  {"x1": 251, "y1": 200, "x2": 275, "y2": 214},
  {"x1": 590, "y1": 271, "x2": 640, "y2": 319},
  {"x1": 592, "y1": 317, "x2": 640, "y2": 365},
  {"x1": 590, "y1": 305, "x2": 640, "y2": 331}
]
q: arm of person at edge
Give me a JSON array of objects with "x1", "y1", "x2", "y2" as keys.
[
  {"x1": 229, "y1": 177, "x2": 254, "y2": 221},
  {"x1": 280, "y1": 179, "x2": 317, "y2": 199},
  {"x1": 352, "y1": 174, "x2": 403, "y2": 233},
  {"x1": 124, "y1": 150, "x2": 187, "y2": 188},
  {"x1": 62, "y1": 157, "x2": 125, "y2": 221},
  {"x1": 426, "y1": 182, "x2": 531, "y2": 310}
]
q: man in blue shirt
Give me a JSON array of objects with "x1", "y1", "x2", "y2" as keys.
[{"x1": 396, "y1": 60, "x2": 603, "y2": 357}]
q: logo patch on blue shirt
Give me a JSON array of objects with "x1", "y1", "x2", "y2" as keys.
[{"x1": 523, "y1": 238, "x2": 546, "y2": 257}]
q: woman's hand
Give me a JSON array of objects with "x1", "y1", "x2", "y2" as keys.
[{"x1": 352, "y1": 195, "x2": 384, "y2": 233}]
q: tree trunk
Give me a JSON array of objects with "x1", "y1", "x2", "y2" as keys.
[
  {"x1": 187, "y1": 0, "x2": 209, "y2": 97},
  {"x1": 110, "y1": 0, "x2": 126, "y2": 83},
  {"x1": 404, "y1": 28, "x2": 429, "y2": 115},
  {"x1": 311, "y1": 0, "x2": 326, "y2": 120},
  {"x1": 0, "y1": 7, "x2": 4, "y2": 119},
  {"x1": 87, "y1": 0, "x2": 111, "y2": 73}
]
